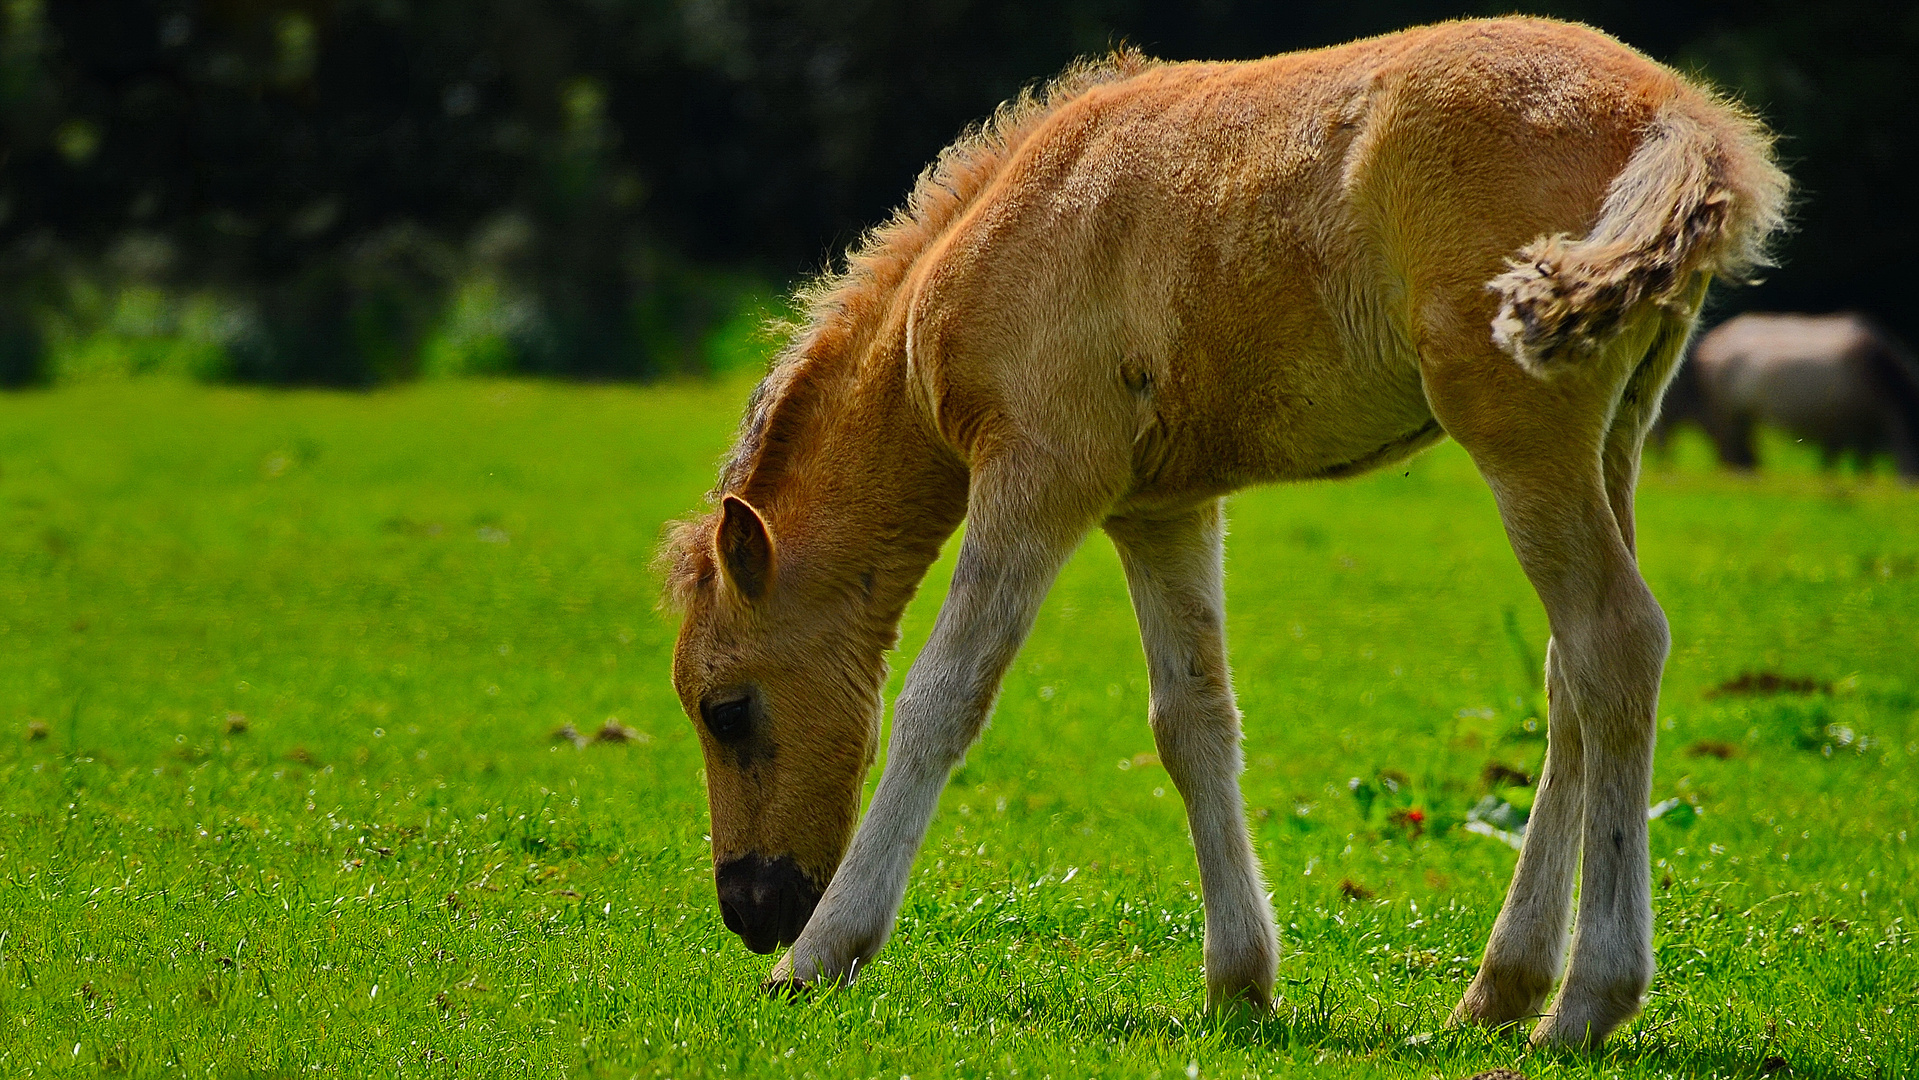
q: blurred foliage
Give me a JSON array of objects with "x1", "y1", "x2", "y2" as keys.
[{"x1": 0, "y1": 0, "x2": 1912, "y2": 384}]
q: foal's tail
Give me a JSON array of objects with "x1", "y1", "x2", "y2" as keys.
[{"x1": 1490, "y1": 93, "x2": 1790, "y2": 374}]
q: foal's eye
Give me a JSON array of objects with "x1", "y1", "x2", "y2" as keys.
[{"x1": 701, "y1": 697, "x2": 752, "y2": 742}]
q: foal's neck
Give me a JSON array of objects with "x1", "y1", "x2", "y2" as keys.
[{"x1": 763, "y1": 328, "x2": 970, "y2": 634}]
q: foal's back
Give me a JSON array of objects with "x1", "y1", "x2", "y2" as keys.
[{"x1": 904, "y1": 18, "x2": 1702, "y2": 497}]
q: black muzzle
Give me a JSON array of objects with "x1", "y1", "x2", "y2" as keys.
[{"x1": 714, "y1": 853, "x2": 822, "y2": 954}]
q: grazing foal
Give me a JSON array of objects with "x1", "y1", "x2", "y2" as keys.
[
  {"x1": 1658, "y1": 313, "x2": 1919, "y2": 478},
  {"x1": 663, "y1": 17, "x2": 1786, "y2": 1047}
]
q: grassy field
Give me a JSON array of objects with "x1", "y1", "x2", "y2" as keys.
[{"x1": 0, "y1": 378, "x2": 1913, "y2": 1079}]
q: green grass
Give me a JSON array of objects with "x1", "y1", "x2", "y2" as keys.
[{"x1": 0, "y1": 378, "x2": 1914, "y2": 1078}]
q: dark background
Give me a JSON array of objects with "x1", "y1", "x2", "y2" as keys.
[{"x1": 1, "y1": 1, "x2": 1912, "y2": 384}]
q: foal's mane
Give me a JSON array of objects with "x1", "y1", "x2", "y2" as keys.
[{"x1": 659, "y1": 49, "x2": 1157, "y2": 610}]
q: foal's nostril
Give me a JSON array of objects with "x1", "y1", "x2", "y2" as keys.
[
  {"x1": 714, "y1": 853, "x2": 823, "y2": 955},
  {"x1": 719, "y1": 897, "x2": 747, "y2": 936}
]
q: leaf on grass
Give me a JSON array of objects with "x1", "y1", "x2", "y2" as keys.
[
  {"x1": 1468, "y1": 794, "x2": 1527, "y2": 830},
  {"x1": 1481, "y1": 761, "x2": 1532, "y2": 788},
  {"x1": 1348, "y1": 777, "x2": 1377, "y2": 820},
  {"x1": 593, "y1": 718, "x2": 648, "y2": 743}
]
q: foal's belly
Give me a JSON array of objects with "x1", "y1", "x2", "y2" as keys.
[{"x1": 1119, "y1": 332, "x2": 1441, "y2": 510}]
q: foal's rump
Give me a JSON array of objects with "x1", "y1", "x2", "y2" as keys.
[{"x1": 1335, "y1": 21, "x2": 1786, "y2": 378}]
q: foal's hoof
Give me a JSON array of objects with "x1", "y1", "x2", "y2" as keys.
[
  {"x1": 1448, "y1": 1000, "x2": 1535, "y2": 1036},
  {"x1": 760, "y1": 975, "x2": 812, "y2": 1000},
  {"x1": 1528, "y1": 1007, "x2": 1622, "y2": 1049},
  {"x1": 1527, "y1": 975, "x2": 1645, "y2": 1047},
  {"x1": 762, "y1": 943, "x2": 859, "y2": 998},
  {"x1": 1450, "y1": 967, "x2": 1552, "y2": 1032},
  {"x1": 1204, "y1": 984, "x2": 1274, "y2": 1016},
  {"x1": 1530, "y1": 1017, "x2": 1605, "y2": 1048},
  {"x1": 762, "y1": 951, "x2": 810, "y2": 997}
]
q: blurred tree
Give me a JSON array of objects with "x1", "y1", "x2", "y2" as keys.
[{"x1": 0, "y1": 0, "x2": 1911, "y2": 382}]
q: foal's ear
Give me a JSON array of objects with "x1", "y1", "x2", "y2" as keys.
[{"x1": 715, "y1": 495, "x2": 774, "y2": 601}]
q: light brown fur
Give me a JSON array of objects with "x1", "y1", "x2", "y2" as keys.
[{"x1": 664, "y1": 17, "x2": 1786, "y2": 1046}]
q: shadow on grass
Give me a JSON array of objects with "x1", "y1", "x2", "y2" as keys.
[{"x1": 923, "y1": 978, "x2": 1874, "y2": 1080}]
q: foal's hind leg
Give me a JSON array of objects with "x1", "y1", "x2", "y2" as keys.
[
  {"x1": 1429, "y1": 324, "x2": 1674, "y2": 1048},
  {"x1": 1519, "y1": 304, "x2": 1697, "y2": 1045},
  {"x1": 1106, "y1": 501, "x2": 1278, "y2": 1010},
  {"x1": 1450, "y1": 636, "x2": 1586, "y2": 1030},
  {"x1": 1603, "y1": 306, "x2": 1698, "y2": 557},
  {"x1": 1454, "y1": 311, "x2": 1692, "y2": 1030}
]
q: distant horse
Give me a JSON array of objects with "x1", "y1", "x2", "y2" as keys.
[
  {"x1": 1654, "y1": 313, "x2": 1919, "y2": 478},
  {"x1": 661, "y1": 17, "x2": 1785, "y2": 1048}
]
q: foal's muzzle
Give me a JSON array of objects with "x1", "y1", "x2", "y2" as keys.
[{"x1": 715, "y1": 854, "x2": 821, "y2": 954}]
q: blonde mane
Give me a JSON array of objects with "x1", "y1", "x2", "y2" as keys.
[{"x1": 659, "y1": 49, "x2": 1158, "y2": 609}]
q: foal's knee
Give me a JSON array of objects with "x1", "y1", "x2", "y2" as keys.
[
  {"x1": 891, "y1": 666, "x2": 1005, "y2": 768},
  {"x1": 1551, "y1": 587, "x2": 1666, "y2": 749},
  {"x1": 1563, "y1": 585, "x2": 1667, "y2": 682},
  {"x1": 1147, "y1": 679, "x2": 1242, "y2": 779},
  {"x1": 1613, "y1": 600, "x2": 1669, "y2": 696}
]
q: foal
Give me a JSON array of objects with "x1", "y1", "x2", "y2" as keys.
[{"x1": 663, "y1": 17, "x2": 1786, "y2": 1047}]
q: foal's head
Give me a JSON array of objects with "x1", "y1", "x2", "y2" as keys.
[{"x1": 665, "y1": 493, "x2": 887, "y2": 953}]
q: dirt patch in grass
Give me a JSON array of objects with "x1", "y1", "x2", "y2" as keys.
[{"x1": 1707, "y1": 671, "x2": 1829, "y2": 697}]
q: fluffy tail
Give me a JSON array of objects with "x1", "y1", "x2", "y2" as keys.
[{"x1": 1490, "y1": 94, "x2": 1790, "y2": 374}]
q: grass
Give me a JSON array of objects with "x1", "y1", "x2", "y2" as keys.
[{"x1": 0, "y1": 377, "x2": 1913, "y2": 1078}]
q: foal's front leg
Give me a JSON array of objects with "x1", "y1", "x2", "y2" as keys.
[
  {"x1": 768, "y1": 460, "x2": 1106, "y2": 990},
  {"x1": 1107, "y1": 503, "x2": 1278, "y2": 1010}
]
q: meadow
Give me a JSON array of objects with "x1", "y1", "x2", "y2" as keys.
[{"x1": 0, "y1": 376, "x2": 1913, "y2": 1078}]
